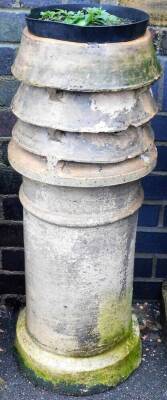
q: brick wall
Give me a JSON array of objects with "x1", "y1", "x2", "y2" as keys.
[
  {"x1": 0, "y1": 0, "x2": 166, "y2": 304},
  {"x1": 134, "y1": 49, "x2": 167, "y2": 300}
]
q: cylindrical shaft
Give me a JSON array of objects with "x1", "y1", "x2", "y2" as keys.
[{"x1": 22, "y1": 179, "x2": 142, "y2": 357}]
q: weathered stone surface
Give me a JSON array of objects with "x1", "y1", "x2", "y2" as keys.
[
  {"x1": 21, "y1": 177, "x2": 143, "y2": 227},
  {"x1": 12, "y1": 85, "x2": 157, "y2": 133},
  {"x1": 119, "y1": 0, "x2": 167, "y2": 27},
  {"x1": 13, "y1": 120, "x2": 154, "y2": 164},
  {"x1": 12, "y1": 28, "x2": 161, "y2": 91},
  {"x1": 8, "y1": 139, "x2": 157, "y2": 187},
  {"x1": 16, "y1": 310, "x2": 141, "y2": 395},
  {"x1": 22, "y1": 186, "x2": 139, "y2": 357}
]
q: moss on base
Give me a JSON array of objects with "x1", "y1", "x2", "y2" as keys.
[
  {"x1": 98, "y1": 292, "x2": 132, "y2": 350},
  {"x1": 15, "y1": 309, "x2": 142, "y2": 396}
]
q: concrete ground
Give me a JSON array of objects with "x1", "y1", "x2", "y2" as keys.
[{"x1": 0, "y1": 302, "x2": 167, "y2": 400}]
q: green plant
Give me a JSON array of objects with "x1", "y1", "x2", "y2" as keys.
[{"x1": 40, "y1": 7, "x2": 130, "y2": 26}]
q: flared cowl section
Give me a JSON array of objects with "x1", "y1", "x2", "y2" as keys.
[
  {"x1": 13, "y1": 120, "x2": 154, "y2": 165},
  {"x1": 8, "y1": 139, "x2": 157, "y2": 187},
  {"x1": 12, "y1": 28, "x2": 161, "y2": 92},
  {"x1": 12, "y1": 85, "x2": 158, "y2": 133},
  {"x1": 16, "y1": 310, "x2": 141, "y2": 396},
  {"x1": 119, "y1": 0, "x2": 167, "y2": 27}
]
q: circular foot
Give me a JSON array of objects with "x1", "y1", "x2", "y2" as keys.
[{"x1": 15, "y1": 309, "x2": 141, "y2": 396}]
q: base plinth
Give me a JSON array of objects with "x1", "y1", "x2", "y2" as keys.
[{"x1": 15, "y1": 309, "x2": 142, "y2": 396}]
